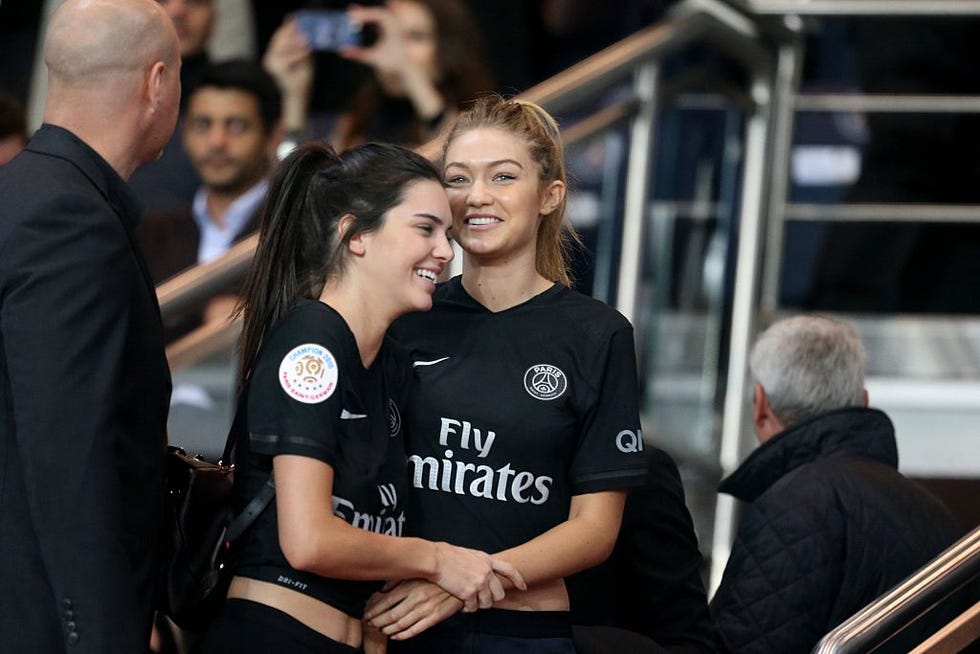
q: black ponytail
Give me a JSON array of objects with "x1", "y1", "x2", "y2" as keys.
[{"x1": 236, "y1": 142, "x2": 343, "y2": 381}]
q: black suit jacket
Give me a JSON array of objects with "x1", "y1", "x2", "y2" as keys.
[
  {"x1": 137, "y1": 206, "x2": 202, "y2": 285},
  {"x1": 0, "y1": 124, "x2": 172, "y2": 653}
]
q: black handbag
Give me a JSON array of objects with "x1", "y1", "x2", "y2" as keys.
[{"x1": 157, "y1": 398, "x2": 275, "y2": 633}]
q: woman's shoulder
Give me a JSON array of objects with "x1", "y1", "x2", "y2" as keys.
[
  {"x1": 258, "y1": 299, "x2": 358, "y2": 366},
  {"x1": 549, "y1": 285, "x2": 634, "y2": 336}
]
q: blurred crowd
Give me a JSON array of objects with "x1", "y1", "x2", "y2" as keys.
[{"x1": 0, "y1": 0, "x2": 672, "y2": 305}]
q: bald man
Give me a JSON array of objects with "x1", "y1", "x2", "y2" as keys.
[{"x1": 0, "y1": 1, "x2": 179, "y2": 651}]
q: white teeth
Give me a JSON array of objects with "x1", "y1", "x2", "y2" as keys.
[
  {"x1": 467, "y1": 216, "x2": 499, "y2": 225},
  {"x1": 414, "y1": 269, "x2": 437, "y2": 282}
]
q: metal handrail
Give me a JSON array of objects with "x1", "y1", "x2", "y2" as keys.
[
  {"x1": 812, "y1": 526, "x2": 980, "y2": 654},
  {"x1": 785, "y1": 203, "x2": 980, "y2": 223},
  {"x1": 165, "y1": 316, "x2": 241, "y2": 373},
  {"x1": 730, "y1": 0, "x2": 980, "y2": 15},
  {"x1": 157, "y1": 233, "x2": 257, "y2": 319},
  {"x1": 794, "y1": 93, "x2": 980, "y2": 114},
  {"x1": 561, "y1": 99, "x2": 639, "y2": 150},
  {"x1": 752, "y1": 0, "x2": 980, "y2": 315},
  {"x1": 636, "y1": 198, "x2": 980, "y2": 227},
  {"x1": 516, "y1": 0, "x2": 768, "y2": 114}
]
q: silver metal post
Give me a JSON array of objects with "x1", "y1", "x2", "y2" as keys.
[
  {"x1": 709, "y1": 72, "x2": 774, "y2": 594},
  {"x1": 615, "y1": 61, "x2": 660, "y2": 332},
  {"x1": 760, "y1": 27, "x2": 804, "y2": 313}
]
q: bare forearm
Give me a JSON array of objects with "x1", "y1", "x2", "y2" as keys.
[
  {"x1": 291, "y1": 519, "x2": 438, "y2": 582},
  {"x1": 400, "y1": 67, "x2": 445, "y2": 122},
  {"x1": 281, "y1": 90, "x2": 311, "y2": 134},
  {"x1": 276, "y1": 455, "x2": 522, "y2": 606},
  {"x1": 495, "y1": 523, "x2": 610, "y2": 587},
  {"x1": 495, "y1": 491, "x2": 626, "y2": 587}
]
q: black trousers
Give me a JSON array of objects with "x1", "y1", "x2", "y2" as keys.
[
  {"x1": 195, "y1": 599, "x2": 362, "y2": 654},
  {"x1": 387, "y1": 609, "x2": 576, "y2": 654}
]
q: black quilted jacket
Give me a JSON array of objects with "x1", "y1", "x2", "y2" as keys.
[{"x1": 710, "y1": 407, "x2": 962, "y2": 654}]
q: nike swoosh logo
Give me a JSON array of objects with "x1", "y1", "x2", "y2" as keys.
[
  {"x1": 413, "y1": 357, "x2": 450, "y2": 368},
  {"x1": 340, "y1": 409, "x2": 368, "y2": 420}
]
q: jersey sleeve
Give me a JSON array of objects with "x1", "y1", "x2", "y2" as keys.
[
  {"x1": 569, "y1": 324, "x2": 649, "y2": 494},
  {"x1": 246, "y1": 311, "x2": 350, "y2": 466}
]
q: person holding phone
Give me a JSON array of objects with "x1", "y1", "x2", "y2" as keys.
[
  {"x1": 330, "y1": 0, "x2": 495, "y2": 151},
  {"x1": 196, "y1": 141, "x2": 525, "y2": 654},
  {"x1": 372, "y1": 96, "x2": 649, "y2": 652}
]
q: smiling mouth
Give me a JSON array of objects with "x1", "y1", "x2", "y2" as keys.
[
  {"x1": 465, "y1": 216, "x2": 501, "y2": 226},
  {"x1": 414, "y1": 269, "x2": 438, "y2": 283}
]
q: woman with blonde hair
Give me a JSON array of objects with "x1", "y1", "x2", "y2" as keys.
[{"x1": 373, "y1": 97, "x2": 649, "y2": 652}]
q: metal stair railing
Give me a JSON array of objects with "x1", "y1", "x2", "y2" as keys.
[
  {"x1": 717, "y1": 0, "x2": 980, "y2": 313},
  {"x1": 709, "y1": 0, "x2": 980, "y2": 592},
  {"x1": 812, "y1": 526, "x2": 980, "y2": 654},
  {"x1": 729, "y1": 0, "x2": 980, "y2": 15}
]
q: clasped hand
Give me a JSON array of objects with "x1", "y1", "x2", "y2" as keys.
[
  {"x1": 364, "y1": 545, "x2": 525, "y2": 641},
  {"x1": 432, "y1": 543, "x2": 525, "y2": 613}
]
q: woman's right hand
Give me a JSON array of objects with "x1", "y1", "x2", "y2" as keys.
[
  {"x1": 340, "y1": 5, "x2": 409, "y2": 83},
  {"x1": 431, "y1": 543, "x2": 526, "y2": 612}
]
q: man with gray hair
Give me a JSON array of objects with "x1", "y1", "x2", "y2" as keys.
[
  {"x1": 0, "y1": 1, "x2": 178, "y2": 651},
  {"x1": 710, "y1": 315, "x2": 962, "y2": 653}
]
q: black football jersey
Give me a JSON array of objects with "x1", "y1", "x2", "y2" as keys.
[
  {"x1": 390, "y1": 277, "x2": 648, "y2": 553},
  {"x1": 230, "y1": 299, "x2": 411, "y2": 617}
]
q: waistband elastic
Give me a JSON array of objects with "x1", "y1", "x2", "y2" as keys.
[{"x1": 235, "y1": 564, "x2": 376, "y2": 619}]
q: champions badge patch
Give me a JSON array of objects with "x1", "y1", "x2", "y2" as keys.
[
  {"x1": 279, "y1": 343, "x2": 338, "y2": 404},
  {"x1": 523, "y1": 364, "x2": 567, "y2": 401}
]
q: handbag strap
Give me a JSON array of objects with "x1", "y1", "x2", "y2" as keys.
[
  {"x1": 226, "y1": 475, "x2": 275, "y2": 542},
  {"x1": 220, "y1": 380, "x2": 275, "y2": 544},
  {"x1": 219, "y1": 385, "x2": 248, "y2": 465}
]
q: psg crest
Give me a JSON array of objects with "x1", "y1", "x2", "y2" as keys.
[{"x1": 523, "y1": 364, "x2": 567, "y2": 401}]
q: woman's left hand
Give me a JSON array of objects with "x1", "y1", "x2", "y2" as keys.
[{"x1": 364, "y1": 579, "x2": 464, "y2": 640}]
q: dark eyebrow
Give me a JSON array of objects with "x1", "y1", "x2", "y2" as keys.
[
  {"x1": 414, "y1": 212, "x2": 445, "y2": 226},
  {"x1": 444, "y1": 159, "x2": 525, "y2": 171}
]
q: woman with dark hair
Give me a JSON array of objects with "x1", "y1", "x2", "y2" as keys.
[
  {"x1": 369, "y1": 96, "x2": 649, "y2": 652},
  {"x1": 197, "y1": 141, "x2": 524, "y2": 653},
  {"x1": 331, "y1": 0, "x2": 495, "y2": 151}
]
